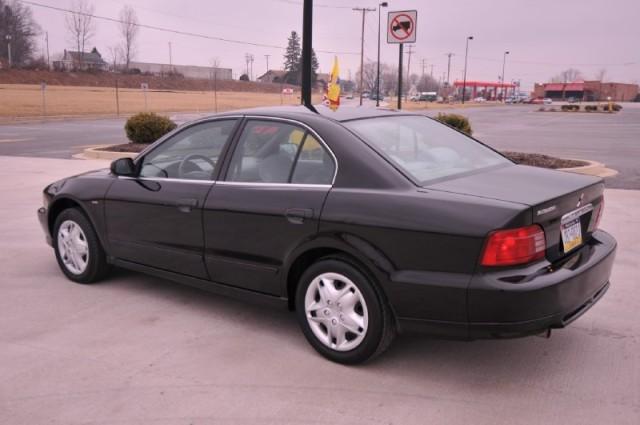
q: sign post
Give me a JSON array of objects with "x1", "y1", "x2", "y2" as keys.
[
  {"x1": 141, "y1": 83, "x2": 149, "y2": 111},
  {"x1": 387, "y1": 10, "x2": 417, "y2": 110}
]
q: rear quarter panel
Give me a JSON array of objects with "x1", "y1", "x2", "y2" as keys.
[{"x1": 319, "y1": 188, "x2": 530, "y2": 322}]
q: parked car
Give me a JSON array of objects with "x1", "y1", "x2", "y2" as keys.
[
  {"x1": 543, "y1": 98, "x2": 553, "y2": 104},
  {"x1": 530, "y1": 97, "x2": 544, "y2": 104},
  {"x1": 473, "y1": 97, "x2": 487, "y2": 102},
  {"x1": 38, "y1": 106, "x2": 616, "y2": 364},
  {"x1": 369, "y1": 92, "x2": 384, "y2": 101}
]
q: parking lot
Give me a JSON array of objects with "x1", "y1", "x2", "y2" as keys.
[
  {"x1": 1, "y1": 103, "x2": 639, "y2": 189},
  {"x1": 1, "y1": 150, "x2": 639, "y2": 422}
]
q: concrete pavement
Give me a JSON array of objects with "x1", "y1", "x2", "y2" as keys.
[{"x1": 0, "y1": 156, "x2": 638, "y2": 425}]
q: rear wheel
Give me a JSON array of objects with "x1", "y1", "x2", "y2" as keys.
[
  {"x1": 53, "y1": 208, "x2": 110, "y2": 284},
  {"x1": 295, "y1": 258, "x2": 395, "y2": 364}
]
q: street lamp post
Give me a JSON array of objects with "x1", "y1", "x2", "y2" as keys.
[
  {"x1": 5, "y1": 34, "x2": 12, "y2": 68},
  {"x1": 461, "y1": 36, "x2": 473, "y2": 104},
  {"x1": 376, "y1": 2, "x2": 388, "y2": 107},
  {"x1": 501, "y1": 50, "x2": 510, "y2": 101}
]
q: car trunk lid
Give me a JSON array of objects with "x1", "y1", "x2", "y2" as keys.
[{"x1": 425, "y1": 164, "x2": 605, "y2": 262}]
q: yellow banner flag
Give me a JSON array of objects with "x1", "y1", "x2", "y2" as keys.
[{"x1": 326, "y1": 56, "x2": 341, "y2": 111}]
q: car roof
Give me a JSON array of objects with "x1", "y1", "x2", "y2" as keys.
[{"x1": 213, "y1": 105, "x2": 416, "y2": 123}]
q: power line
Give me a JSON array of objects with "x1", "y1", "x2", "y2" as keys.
[{"x1": 18, "y1": 0, "x2": 360, "y2": 55}]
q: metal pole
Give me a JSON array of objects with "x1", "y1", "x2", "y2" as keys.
[
  {"x1": 168, "y1": 42, "x2": 172, "y2": 72},
  {"x1": 359, "y1": 9, "x2": 365, "y2": 106},
  {"x1": 6, "y1": 35, "x2": 12, "y2": 68},
  {"x1": 115, "y1": 79, "x2": 120, "y2": 117},
  {"x1": 265, "y1": 54, "x2": 270, "y2": 75},
  {"x1": 214, "y1": 68, "x2": 218, "y2": 113},
  {"x1": 301, "y1": 0, "x2": 314, "y2": 108},
  {"x1": 446, "y1": 53, "x2": 453, "y2": 86},
  {"x1": 376, "y1": 2, "x2": 387, "y2": 107},
  {"x1": 462, "y1": 36, "x2": 473, "y2": 104},
  {"x1": 41, "y1": 82, "x2": 46, "y2": 117},
  {"x1": 46, "y1": 32, "x2": 50, "y2": 70},
  {"x1": 501, "y1": 51, "x2": 509, "y2": 101},
  {"x1": 397, "y1": 43, "x2": 403, "y2": 110}
]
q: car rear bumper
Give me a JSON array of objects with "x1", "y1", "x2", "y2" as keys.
[
  {"x1": 397, "y1": 230, "x2": 617, "y2": 339},
  {"x1": 466, "y1": 229, "x2": 616, "y2": 338}
]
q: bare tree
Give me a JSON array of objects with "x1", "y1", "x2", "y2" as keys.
[
  {"x1": 595, "y1": 68, "x2": 607, "y2": 82},
  {"x1": 107, "y1": 45, "x2": 123, "y2": 71},
  {"x1": 416, "y1": 74, "x2": 441, "y2": 92},
  {"x1": 65, "y1": 0, "x2": 95, "y2": 69},
  {"x1": 0, "y1": 0, "x2": 41, "y2": 66},
  {"x1": 356, "y1": 60, "x2": 378, "y2": 92},
  {"x1": 551, "y1": 68, "x2": 583, "y2": 83},
  {"x1": 118, "y1": 5, "x2": 139, "y2": 70}
]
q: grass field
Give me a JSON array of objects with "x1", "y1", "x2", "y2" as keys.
[{"x1": 0, "y1": 84, "x2": 323, "y2": 119}]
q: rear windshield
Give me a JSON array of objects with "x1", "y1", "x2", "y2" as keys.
[{"x1": 343, "y1": 115, "x2": 510, "y2": 184}]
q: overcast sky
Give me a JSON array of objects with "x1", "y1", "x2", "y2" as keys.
[{"x1": 27, "y1": 0, "x2": 640, "y2": 90}]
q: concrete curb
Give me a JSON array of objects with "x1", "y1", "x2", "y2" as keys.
[
  {"x1": 559, "y1": 159, "x2": 618, "y2": 178},
  {"x1": 80, "y1": 145, "x2": 138, "y2": 160}
]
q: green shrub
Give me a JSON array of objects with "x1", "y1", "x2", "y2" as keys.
[
  {"x1": 585, "y1": 105, "x2": 598, "y2": 112},
  {"x1": 124, "y1": 112, "x2": 177, "y2": 144},
  {"x1": 435, "y1": 113, "x2": 472, "y2": 136},
  {"x1": 561, "y1": 104, "x2": 571, "y2": 111}
]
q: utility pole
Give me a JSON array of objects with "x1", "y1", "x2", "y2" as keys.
[
  {"x1": 353, "y1": 7, "x2": 376, "y2": 106},
  {"x1": 5, "y1": 35, "x2": 12, "y2": 68},
  {"x1": 405, "y1": 44, "x2": 414, "y2": 100},
  {"x1": 245, "y1": 53, "x2": 251, "y2": 79},
  {"x1": 421, "y1": 59, "x2": 427, "y2": 78},
  {"x1": 45, "y1": 32, "x2": 50, "y2": 70},
  {"x1": 462, "y1": 36, "x2": 473, "y2": 104},
  {"x1": 250, "y1": 54, "x2": 254, "y2": 81},
  {"x1": 501, "y1": 50, "x2": 510, "y2": 100},
  {"x1": 430, "y1": 64, "x2": 434, "y2": 77},
  {"x1": 375, "y1": 2, "x2": 388, "y2": 107},
  {"x1": 264, "y1": 54, "x2": 270, "y2": 75},
  {"x1": 168, "y1": 42, "x2": 173, "y2": 72},
  {"x1": 445, "y1": 52, "x2": 454, "y2": 86}
]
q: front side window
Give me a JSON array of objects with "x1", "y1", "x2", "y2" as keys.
[
  {"x1": 343, "y1": 115, "x2": 509, "y2": 184},
  {"x1": 139, "y1": 119, "x2": 237, "y2": 180},
  {"x1": 226, "y1": 120, "x2": 335, "y2": 184}
]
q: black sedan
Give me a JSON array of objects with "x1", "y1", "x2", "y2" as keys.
[{"x1": 38, "y1": 106, "x2": 617, "y2": 364}]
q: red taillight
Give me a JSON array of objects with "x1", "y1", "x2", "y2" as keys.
[
  {"x1": 481, "y1": 225, "x2": 546, "y2": 267},
  {"x1": 593, "y1": 198, "x2": 605, "y2": 230}
]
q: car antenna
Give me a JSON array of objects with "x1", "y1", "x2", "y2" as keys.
[{"x1": 301, "y1": 0, "x2": 318, "y2": 113}]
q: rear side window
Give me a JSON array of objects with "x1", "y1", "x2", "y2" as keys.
[
  {"x1": 226, "y1": 120, "x2": 335, "y2": 185},
  {"x1": 344, "y1": 115, "x2": 509, "y2": 184}
]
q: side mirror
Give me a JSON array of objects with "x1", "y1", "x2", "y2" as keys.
[{"x1": 110, "y1": 157, "x2": 136, "y2": 177}]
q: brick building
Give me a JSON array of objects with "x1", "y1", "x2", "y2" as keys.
[{"x1": 532, "y1": 81, "x2": 639, "y2": 101}]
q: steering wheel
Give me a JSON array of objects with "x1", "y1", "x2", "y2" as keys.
[{"x1": 178, "y1": 154, "x2": 216, "y2": 179}]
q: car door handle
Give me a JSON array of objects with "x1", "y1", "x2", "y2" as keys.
[
  {"x1": 285, "y1": 208, "x2": 313, "y2": 224},
  {"x1": 177, "y1": 198, "x2": 198, "y2": 213}
]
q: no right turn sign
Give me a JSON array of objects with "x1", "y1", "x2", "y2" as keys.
[{"x1": 387, "y1": 10, "x2": 417, "y2": 44}]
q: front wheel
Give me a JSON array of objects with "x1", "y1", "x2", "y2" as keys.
[
  {"x1": 295, "y1": 258, "x2": 395, "y2": 364},
  {"x1": 53, "y1": 208, "x2": 110, "y2": 284}
]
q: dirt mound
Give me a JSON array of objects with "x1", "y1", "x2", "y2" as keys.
[{"x1": 0, "y1": 69, "x2": 297, "y2": 93}]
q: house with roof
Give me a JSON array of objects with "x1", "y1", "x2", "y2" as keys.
[
  {"x1": 53, "y1": 48, "x2": 108, "y2": 71},
  {"x1": 257, "y1": 70, "x2": 288, "y2": 83}
]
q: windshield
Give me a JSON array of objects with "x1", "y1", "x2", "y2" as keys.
[{"x1": 344, "y1": 115, "x2": 510, "y2": 184}]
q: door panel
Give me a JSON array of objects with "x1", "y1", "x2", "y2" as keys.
[
  {"x1": 202, "y1": 119, "x2": 336, "y2": 295},
  {"x1": 105, "y1": 178, "x2": 211, "y2": 278},
  {"x1": 104, "y1": 119, "x2": 238, "y2": 278},
  {"x1": 203, "y1": 183, "x2": 329, "y2": 294}
]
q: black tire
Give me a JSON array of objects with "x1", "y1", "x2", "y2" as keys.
[
  {"x1": 295, "y1": 256, "x2": 396, "y2": 364},
  {"x1": 53, "y1": 208, "x2": 110, "y2": 284}
]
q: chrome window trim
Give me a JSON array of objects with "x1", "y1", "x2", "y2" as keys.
[
  {"x1": 216, "y1": 181, "x2": 331, "y2": 189},
  {"x1": 128, "y1": 114, "x2": 338, "y2": 188},
  {"x1": 117, "y1": 176, "x2": 214, "y2": 185}
]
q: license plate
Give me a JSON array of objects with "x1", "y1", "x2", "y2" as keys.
[
  {"x1": 560, "y1": 203, "x2": 593, "y2": 253},
  {"x1": 561, "y1": 218, "x2": 582, "y2": 252}
]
